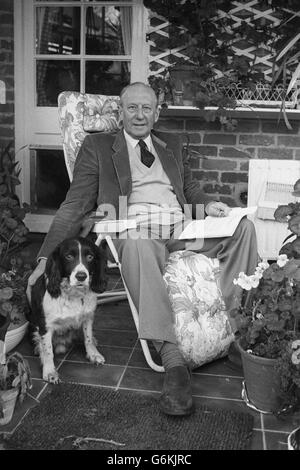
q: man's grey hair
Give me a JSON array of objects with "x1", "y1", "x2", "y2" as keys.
[{"x1": 119, "y1": 82, "x2": 158, "y2": 107}]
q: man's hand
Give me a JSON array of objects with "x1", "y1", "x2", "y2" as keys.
[
  {"x1": 205, "y1": 201, "x2": 231, "y2": 217},
  {"x1": 26, "y1": 258, "x2": 47, "y2": 304}
]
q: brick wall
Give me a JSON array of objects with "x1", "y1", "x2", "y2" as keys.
[
  {"x1": 155, "y1": 116, "x2": 300, "y2": 207},
  {"x1": 0, "y1": 0, "x2": 14, "y2": 148}
]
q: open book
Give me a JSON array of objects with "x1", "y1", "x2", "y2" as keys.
[{"x1": 179, "y1": 206, "x2": 257, "y2": 239}]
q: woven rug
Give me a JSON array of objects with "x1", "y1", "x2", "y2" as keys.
[{"x1": 6, "y1": 383, "x2": 253, "y2": 450}]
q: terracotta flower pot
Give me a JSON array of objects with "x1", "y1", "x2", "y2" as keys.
[
  {"x1": 0, "y1": 387, "x2": 19, "y2": 425},
  {"x1": 237, "y1": 340, "x2": 282, "y2": 413}
]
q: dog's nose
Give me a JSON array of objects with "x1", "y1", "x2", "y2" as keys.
[{"x1": 75, "y1": 271, "x2": 87, "y2": 282}]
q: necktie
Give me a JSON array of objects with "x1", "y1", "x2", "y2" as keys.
[{"x1": 138, "y1": 140, "x2": 155, "y2": 168}]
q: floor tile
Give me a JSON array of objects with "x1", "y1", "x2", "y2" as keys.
[
  {"x1": 192, "y1": 373, "x2": 243, "y2": 400},
  {"x1": 95, "y1": 302, "x2": 136, "y2": 331},
  {"x1": 66, "y1": 343, "x2": 132, "y2": 366},
  {"x1": 93, "y1": 328, "x2": 137, "y2": 348},
  {"x1": 57, "y1": 361, "x2": 125, "y2": 387},
  {"x1": 265, "y1": 431, "x2": 289, "y2": 450},
  {"x1": 263, "y1": 410, "x2": 300, "y2": 434},
  {"x1": 128, "y1": 347, "x2": 162, "y2": 368},
  {"x1": 250, "y1": 430, "x2": 264, "y2": 450},
  {"x1": 119, "y1": 367, "x2": 164, "y2": 392},
  {"x1": 193, "y1": 357, "x2": 243, "y2": 378}
]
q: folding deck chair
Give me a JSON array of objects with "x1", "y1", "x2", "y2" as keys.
[{"x1": 57, "y1": 91, "x2": 234, "y2": 373}]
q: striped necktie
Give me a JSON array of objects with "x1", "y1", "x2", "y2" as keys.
[{"x1": 138, "y1": 139, "x2": 155, "y2": 168}]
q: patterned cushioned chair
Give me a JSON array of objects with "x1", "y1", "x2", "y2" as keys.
[{"x1": 58, "y1": 91, "x2": 234, "y2": 372}]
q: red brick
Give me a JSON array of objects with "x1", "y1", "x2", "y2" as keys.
[
  {"x1": 192, "y1": 170, "x2": 219, "y2": 182},
  {"x1": 189, "y1": 156, "x2": 200, "y2": 169},
  {"x1": 203, "y1": 183, "x2": 232, "y2": 195},
  {"x1": 0, "y1": 0, "x2": 14, "y2": 12},
  {"x1": 261, "y1": 120, "x2": 300, "y2": 134},
  {"x1": 0, "y1": 25, "x2": 13, "y2": 37},
  {"x1": 155, "y1": 119, "x2": 184, "y2": 131},
  {"x1": 277, "y1": 135, "x2": 300, "y2": 147},
  {"x1": 203, "y1": 134, "x2": 236, "y2": 145},
  {"x1": 239, "y1": 134, "x2": 274, "y2": 146},
  {"x1": 240, "y1": 161, "x2": 249, "y2": 171},
  {"x1": 221, "y1": 172, "x2": 248, "y2": 183},
  {"x1": 189, "y1": 145, "x2": 217, "y2": 156},
  {"x1": 186, "y1": 118, "x2": 221, "y2": 131},
  {"x1": 186, "y1": 132, "x2": 201, "y2": 143},
  {"x1": 0, "y1": 13, "x2": 13, "y2": 24},
  {"x1": 202, "y1": 159, "x2": 237, "y2": 170},
  {"x1": 232, "y1": 119, "x2": 260, "y2": 133},
  {"x1": 258, "y1": 148, "x2": 293, "y2": 159},
  {"x1": 219, "y1": 195, "x2": 236, "y2": 206},
  {"x1": 0, "y1": 113, "x2": 14, "y2": 125},
  {"x1": 219, "y1": 147, "x2": 253, "y2": 159}
]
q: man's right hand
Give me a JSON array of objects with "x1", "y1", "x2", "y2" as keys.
[{"x1": 26, "y1": 258, "x2": 47, "y2": 304}]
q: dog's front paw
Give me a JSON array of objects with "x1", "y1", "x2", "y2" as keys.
[
  {"x1": 43, "y1": 368, "x2": 60, "y2": 384},
  {"x1": 87, "y1": 349, "x2": 105, "y2": 365}
]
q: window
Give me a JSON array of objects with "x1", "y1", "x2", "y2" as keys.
[{"x1": 34, "y1": 0, "x2": 136, "y2": 106}]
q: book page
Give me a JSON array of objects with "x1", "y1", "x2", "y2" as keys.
[{"x1": 179, "y1": 206, "x2": 257, "y2": 239}]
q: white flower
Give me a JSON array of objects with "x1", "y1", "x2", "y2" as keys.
[
  {"x1": 233, "y1": 272, "x2": 261, "y2": 291},
  {"x1": 250, "y1": 274, "x2": 260, "y2": 288},
  {"x1": 258, "y1": 261, "x2": 269, "y2": 270},
  {"x1": 233, "y1": 272, "x2": 255, "y2": 290},
  {"x1": 277, "y1": 254, "x2": 289, "y2": 267}
]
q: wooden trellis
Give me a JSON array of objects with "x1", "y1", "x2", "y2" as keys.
[{"x1": 146, "y1": 0, "x2": 299, "y2": 106}]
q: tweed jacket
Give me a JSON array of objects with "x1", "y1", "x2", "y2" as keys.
[{"x1": 38, "y1": 129, "x2": 213, "y2": 258}]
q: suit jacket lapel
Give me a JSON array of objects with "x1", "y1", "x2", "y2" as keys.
[
  {"x1": 112, "y1": 131, "x2": 132, "y2": 195},
  {"x1": 152, "y1": 133, "x2": 183, "y2": 197}
]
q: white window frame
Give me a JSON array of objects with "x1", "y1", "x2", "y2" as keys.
[{"x1": 14, "y1": 0, "x2": 149, "y2": 231}]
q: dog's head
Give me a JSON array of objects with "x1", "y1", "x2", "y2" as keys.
[{"x1": 45, "y1": 237, "x2": 107, "y2": 298}]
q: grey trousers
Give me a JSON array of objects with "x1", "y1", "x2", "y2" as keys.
[{"x1": 112, "y1": 217, "x2": 258, "y2": 345}]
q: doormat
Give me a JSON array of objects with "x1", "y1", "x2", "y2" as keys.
[{"x1": 5, "y1": 383, "x2": 253, "y2": 450}]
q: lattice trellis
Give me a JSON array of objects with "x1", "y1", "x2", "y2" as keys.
[{"x1": 146, "y1": 0, "x2": 299, "y2": 106}]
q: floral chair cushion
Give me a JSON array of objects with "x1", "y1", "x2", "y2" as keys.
[
  {"x1": 58, "y1": 91, "x2": 120, "y2": 180},
  {"x1": 164, "y1": 251, "x2": 234, "y2": 369}
]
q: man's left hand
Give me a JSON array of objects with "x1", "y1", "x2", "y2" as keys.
[{"x1": 206, "y1": 201, "x2": 231, "y2": 217}]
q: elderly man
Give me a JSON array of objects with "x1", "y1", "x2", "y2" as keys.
[{"x1": 28, "y1": 82, "x2": 258, "y2": 416}]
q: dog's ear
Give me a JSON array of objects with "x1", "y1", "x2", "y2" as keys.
[
  {"x1": 90, "y1": 241, "x2": 108, "y2": 293},
  {"x1": 45, "y1": 246, "x2": 63, "y2": 298}
]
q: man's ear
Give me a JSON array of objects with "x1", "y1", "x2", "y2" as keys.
[{"x1": 154, "y1": 106, "x2": 160, "y2": 123}]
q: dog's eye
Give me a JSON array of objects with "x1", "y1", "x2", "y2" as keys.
[
  {"x1": 86, "y1": 254, "x2": 94, "y2": 262},
  {"x1": 65, "y1": 254, "x2": 74, "y2": 261}
]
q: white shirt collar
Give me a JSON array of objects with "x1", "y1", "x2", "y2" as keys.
[{"x1": 123, "y1": 129, "x2": 152, "y2": 150}]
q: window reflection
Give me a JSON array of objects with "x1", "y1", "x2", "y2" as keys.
[
  {"x1": 37, "y1": 61, "x2": 80, "y2": 106},
  {"x1": 86, "y1": 61, "x2": 130, "y2": 95},
  {"x1": 86, "y1": 6, "x2": 131, "y2": 55},
  {"x1": 36, "y1": 7, "x2": 81, "y2": 55}
]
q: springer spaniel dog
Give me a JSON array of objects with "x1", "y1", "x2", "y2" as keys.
[{"x1": 28, "y1": 237, "x2": 107, "y2": 383}]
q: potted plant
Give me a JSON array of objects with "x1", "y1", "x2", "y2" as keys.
[
  {"x1": 0, "y1": 142, "x2": 32, "y2": 352},
  {"x1": 231, "y1": 254, "x2": 300, "y2": 415},
  {"x1": 0, "y1": 351, "x2": 32, "y2": 425}
]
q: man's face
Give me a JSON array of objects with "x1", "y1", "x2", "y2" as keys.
[{"x1": 120, "y1": 85, "x2": 159, "y2": 139}]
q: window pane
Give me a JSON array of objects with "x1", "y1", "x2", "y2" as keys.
[
  {"x1": 85, "y1": 6, "x2": 132, "y2": 55},
  {"x1": 36, "y1": 60, "x2": 80, "y2": 106},
  {"x1": 32, "y1": 150, "x2": 70, "y2": 212},
  {"x1": 85, "y1": 60, "x2": 130, "y2": 95},
  {"x1": 36, "y1": 7, "x2": 81, "y2": 55}
]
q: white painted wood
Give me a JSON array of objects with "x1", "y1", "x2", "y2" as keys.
[
  {"x1": 248, "y1": 159, "x2": 300, "y2": 260},
  {"x1": 15, "y1": 0, "x2": 145, "y2": 232}
]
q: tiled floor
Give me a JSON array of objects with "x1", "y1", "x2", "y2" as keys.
[
  {"x1": 1, "y1": 298, "x2": 300, "y2": 450},
  {"x1": 0, "y1": 235, "x2": 300, "y2": 450}
]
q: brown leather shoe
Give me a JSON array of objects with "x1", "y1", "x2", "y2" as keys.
[{"x1": 159, "y1": 365, "x2": 194, "y2": 416}]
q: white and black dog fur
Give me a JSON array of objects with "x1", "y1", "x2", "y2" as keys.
[{"x1": 28, "y1": 237, "x2": 107, "y2": 383}]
